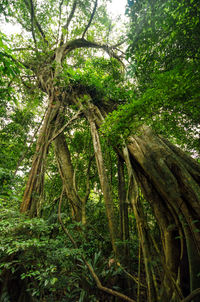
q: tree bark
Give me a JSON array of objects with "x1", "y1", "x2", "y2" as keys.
[
  {"x1": 86, "y1": 109, "x2": 120, "y2": 257},
  {"x1": 127, "y1": 126, "x2": 200, "y2": 300},
  {"x1": 54, "y1": 132, "x2": 83, "y2": 222},
  {"x1": 21, "y1": 96, "x2": 200, "y2": 301},
  {"x1": 118, "y1": 155, "x2": 130, "y2": 262},
  {"x1": 123, "y1": 145, "x2": 158, "y2": 302},
  {"x1": 20, "y1": 98, "x2": 61, "y2": 217}
]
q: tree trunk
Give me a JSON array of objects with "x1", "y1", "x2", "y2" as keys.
[
  {"x1": 118, "y1": 155, "x2": 130, "y2": 263},
  {"x1": 20, "y1": 98, "x2": 61, "y2": 217},
  {"x1": 127, "y1": 126, "x2": 200, "y2": 301},
  {"x1": 54, "y1": 132, "x2": 82, "y2": 222},
  {"x1": 123, "y1": 145, "x2": 158, "y2": 302},
  {"x1": 21, "y1": 95, "x2": 200, "y2": 301},
  {"x1": 87, "y1": 112, "x2": 120, "y2": 257}
]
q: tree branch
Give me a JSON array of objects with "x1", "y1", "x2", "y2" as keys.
[
  {"x1": 111, "y1": 38, "x2": 128, "y2": 48},
  {"x1": 24, "y1": 0, "x2": 48, "y2": 45},
  {"x1": 63, "y1": 0, "x2": 77, "y2": 30},
  {"x1": 82, "y1": 0, "x2": 98, "y2": 39},
  {"x1": 60, "y1": 0, "x2": 78, "y2": 44},
  {"x1": 62, "y1": 38, "x2": 123, "y2": 65},
  {"x1": 47, "y1": 109, "x2": 82, "y2": 146},
  {"x1": 12, "y1": 47, "x2": 37, "y2": 51},
  {"x1": 57, "y1": 0, "x2": 64, "y2": 43},
  {"x1": 73, "y1": 164, "x2": 78, "y2": 194},
  {"x1": 180, "y1": 288, "x2": 200, "y2": 302},
  {"x1": 14, "y1": 108, "x2": 47, "y2": 176},
  {"x1": 29, "y1": 0, "x2": 37, "y2": 48}
]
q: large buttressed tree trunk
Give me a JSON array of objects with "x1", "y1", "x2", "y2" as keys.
[{"x1": 126, "y1": 126, "x2": 200, "y2": 301}]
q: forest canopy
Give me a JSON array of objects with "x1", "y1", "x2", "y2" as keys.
[{"x1": 0, "y1": 1, "x2": 200, "y2": 302}]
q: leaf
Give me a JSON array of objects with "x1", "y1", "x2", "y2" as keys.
[{"x1": 50, "y1": 277, "x2": 58, "y2": 285}]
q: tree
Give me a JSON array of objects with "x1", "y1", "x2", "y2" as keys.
[
  {"x1": 125, "y1": 0, "x2": 200, "y2": 150},
  {"x1": 0, "y1": 1, "x2": 200, "y2": 301}
]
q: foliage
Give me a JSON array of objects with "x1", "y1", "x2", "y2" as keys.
[
  {"x1": 127, "y1": 0, "x2": 200, "y2": 83},
  {"x1": 0, "y1": 31, "x2": 19, "y2": 107},
  {"x1": 0, "y1": 202, "x2": 127, "y2": 301},
  {"x1": 63, "y1": 57, "x2": 125, "y2": 102},
  {"x1": 102, "y1": 0, "x2": 200, "y2": 152},
  {"x1": 0, "y1": 32, "x2": 46, "y2": 203}
]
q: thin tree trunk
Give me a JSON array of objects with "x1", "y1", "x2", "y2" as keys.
[
  {"x1": 54, "y1": 132, "x2": 82, "y2": 222},
  {"x1": 87, "y1": 111, "x2": 120, "y2": 257},
  {"x1": 118, "y1": 155, "x2": 130, "y2": 262}
]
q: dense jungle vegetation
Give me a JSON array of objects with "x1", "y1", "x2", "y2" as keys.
[{"x1": 0, "y1": 0, "x2": 200, "y2": 301}]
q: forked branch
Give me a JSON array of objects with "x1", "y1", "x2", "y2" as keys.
[{"x1": 61, "y1": 38, "x2": 123, "y2": 66}]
